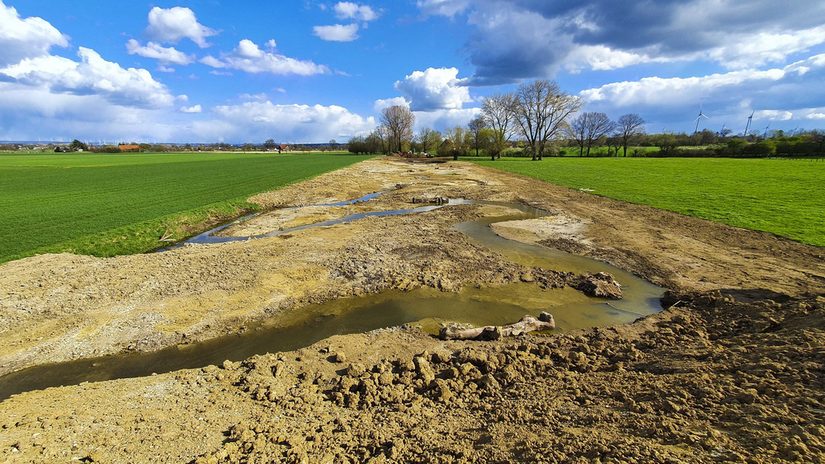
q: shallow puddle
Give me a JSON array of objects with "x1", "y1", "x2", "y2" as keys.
[
  {"x1": 0, "y1": 283, "x2": 657, "y2": 401},
  {"x1": 0, "y1": 195, "x2": 665, "y2": 400}
]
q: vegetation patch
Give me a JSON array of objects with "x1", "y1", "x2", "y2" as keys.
[
  {"x1": 0, "y1": 152, "x2": 370, "y2": 263},
  {"x1": 474, "y1": 157, "x2": 825, "y2": 246}
]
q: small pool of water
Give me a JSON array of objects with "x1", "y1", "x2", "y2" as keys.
[
  {"x1": 0, "y1": 283, "x2": 656, "y2": 401},
  {"x1": 0, "y1": 194, "x2": 665, "y2": 400}
]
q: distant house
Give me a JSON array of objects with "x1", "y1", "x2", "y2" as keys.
[{"x1": 118, "y1": 144, "x2": 140, "y2": 152}]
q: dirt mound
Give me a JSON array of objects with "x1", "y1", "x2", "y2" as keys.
[{"x1": 186, "y1": 290, "x2": 824, "y2": 463}]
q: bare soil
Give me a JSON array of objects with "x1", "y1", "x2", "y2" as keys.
[{"x1": 0, "y1": 157, "x2": 823, "y2": 462}]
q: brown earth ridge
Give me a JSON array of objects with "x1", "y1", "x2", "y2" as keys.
[{"x1": 0, "y1": 158, "x2": 823, "y2": 462}]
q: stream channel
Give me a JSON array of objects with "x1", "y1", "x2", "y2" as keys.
[{"x1": 0, "y1": 193, "x2": 664, "y2": 400}]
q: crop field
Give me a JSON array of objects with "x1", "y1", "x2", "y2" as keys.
[
  {"x1": 0, "y1": 152, "x2": 370, "y2": 263},
  {"x1": 474, "y1": 157, "x2": 825, "y2": 246}
]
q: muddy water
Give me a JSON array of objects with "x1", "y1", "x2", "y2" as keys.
[
  {"x1": 456, "y1": 201, "x2": 664, "y2": 316},
  {"x1": 0, "y1": 197, "x2": 664, "y2": 400},
  {"x1": 0, "y1": 283, "x2": 656, "y2": 400}
]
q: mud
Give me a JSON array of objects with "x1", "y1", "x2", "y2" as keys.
[{"x1": 0, "y1": 157, "x2": 823, "y2": 462}]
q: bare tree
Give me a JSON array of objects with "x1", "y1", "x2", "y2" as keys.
[
  {"x1": 380, "y1": 105, "x2": 415, "y2": 153},
  {"x1": 570, "y1": 112, "x2": 615, "y2": 157},
  {"x1": 375, "y1": 125, "x2": 390, "y2": 154},
  {"x1": 616, "y1": 113, "x2": 645, "y2": 157},
  {"x1": 513, "y1": 80, "x2": 581, "y2": 160},
  {"x1": 481, "y1": 93, "x2": 517, "y2": 160},
  {"x1": 569, "y1": 114, "x2": 588, "y2": 157},
  {"x1": 467, "y1": 116, "x2": 486, "y2": 157}
]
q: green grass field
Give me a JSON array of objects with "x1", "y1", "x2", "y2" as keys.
[
  {"x1": 0, "y1": 152, "x2": 370, "y2": 263},
  {"x1": 473, "y1": 157, "x2": 825, "y2": 247}
]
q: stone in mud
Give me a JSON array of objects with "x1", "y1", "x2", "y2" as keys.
[
  {"x1": 575, "y1": 272, "x2": 623, "y2": 299},
  {"x1": 332, "y1": 352, "x2": 347, "y2": 363}
]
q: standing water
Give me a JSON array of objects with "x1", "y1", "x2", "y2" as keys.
[{"x1": 0, "y1": 197, "x2": 663, "y2": 400}]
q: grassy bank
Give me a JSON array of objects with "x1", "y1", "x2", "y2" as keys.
[
  {"x1": 0, "y1": 152, "x2": 370, "y2": 263},
  {"x1": 473, "y1": 157, "x2": 825, "y2": 247}
]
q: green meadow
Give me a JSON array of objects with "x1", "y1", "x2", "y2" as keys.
[
  {"x1": 473, "y1": 157, "x2": 825, "y2": 247},
  {"x1": 0, "y1": 152, "x2": 370, "y2": 263}
]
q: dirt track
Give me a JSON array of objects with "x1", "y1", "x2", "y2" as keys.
[{"x1": 0, "y1": 157, "x2": 823, "y2": 462}]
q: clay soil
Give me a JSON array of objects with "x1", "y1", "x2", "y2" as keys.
[{"x1": 0, "y1": 157, "x2": 823, "y2": 463}]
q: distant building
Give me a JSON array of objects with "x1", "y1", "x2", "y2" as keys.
[{"x1": 118, "y1": 144, "x2": 140, "y2": 152}]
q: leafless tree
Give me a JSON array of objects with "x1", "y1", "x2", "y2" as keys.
[
  {"x1": 380, "y1": 105, "x2": 415, "y2": 153},
  {"x1": 375, "y1": 125, "x2": 390, "y2": 154},
  {"x1": 467, "y1": 116, "x2": 486, "y2": 157},
  {"x1": 513, "y1": 80, "x2": 581, "y2": 160},
  {"x1": 616, "y1": 113, "x2": 645, "y2": 157},
  {"x1": 481, "y1": 93, "x2": 517, "y2": 160},
  {"x1": 570, "y1": 112, "x2": 615, "y2": 157}
]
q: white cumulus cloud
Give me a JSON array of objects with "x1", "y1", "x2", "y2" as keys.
[
  {"x1": 0, "y1": 47, "x2": 176, "y2": 108},
  {"x1": 145, "y1": 6, "x2": 216, "y2": 48},
  {"x1": 334, "y1": 2, "x2": 379, "y2": 21},
  {"x1": 373, "y1": 97, "x2": 409, "y2": 113},
  {"x1": 200, "y1": 39, "x2": 328, "y2": 76},
  {"x1": 179, "y1": 104, "x2": 202, "y2": 113},
  {"x1": 209, "y1": 100, "x2": 376, "y2": 142},
  {"x1": 0, "y1": 0, "x2": 68, "y2": 66},
  {"x1": 126, "y1": 39, "x2": 193, "y2": 65},
  {"x1": 395, "y1": 67, "x2": 471, "y2": 111},
  {"x1": 313, "y1": 24, "x2": 359, "y2": 42}
]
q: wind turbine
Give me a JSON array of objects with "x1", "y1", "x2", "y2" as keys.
[
  {"x1": 744, "y1": 111, "x2": 754, "y2": 136},
  {"x1": 693, "y1": 106, "x2": 709, "y2": 134},
  {"x1": 763, "y1": 124, "x2": 771, "y2": 139}
]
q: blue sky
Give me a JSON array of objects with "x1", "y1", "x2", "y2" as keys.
[{"x1": 1, "y1": 0, "x2": 824, "y2": 142}]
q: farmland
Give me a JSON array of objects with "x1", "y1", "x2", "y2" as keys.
[
  {"x1": 0, "y1": 152, "x2": 370, "y2": 263},
  {"x1": 473, "y1": 157, "x2": 825, "y2": 246}
]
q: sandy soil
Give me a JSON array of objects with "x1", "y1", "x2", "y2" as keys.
[{"x1": 0, "y1": 157, "x2": 823, "y2": 462}]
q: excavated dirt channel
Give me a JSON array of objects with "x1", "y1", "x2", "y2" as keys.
[{"x1": 0, "y1": 199, "x2": 663, "y2": 400}]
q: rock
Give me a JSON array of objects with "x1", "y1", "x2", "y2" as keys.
[
  {"x1": 413, "y1": 356, "x2": 435, "y2": 383},
  {"x1": 333, "y1": 352, "x2": 347, "y2": 363},
  {"x1": 538, "y1": 312, "x2": 555, "y2": 323},
  {"x1": 575, "y1": 272, "x2": 623, "y2": 299}
]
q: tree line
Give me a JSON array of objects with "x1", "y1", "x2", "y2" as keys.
[
  {"x1": 350, "y1": 78, "x2": 825, "y2": 159},
  {"x1": 349, "y1": 79, "x2": 648, "y2": 160}
]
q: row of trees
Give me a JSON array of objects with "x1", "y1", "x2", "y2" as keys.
[
  {"x1": 349, "y1": 79, "x2": 650, "y2": 160},
  {"x1": 351, "y1": 80, "x2": 581, "y2": 160},
  {"x1": 348, "y1": 78, "x2": 825, "y2": 159}
]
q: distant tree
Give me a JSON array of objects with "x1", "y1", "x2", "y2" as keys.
[
  {"x1": 655, "y1": 134, "x2": 678, "y2": 156},
  {"x1": 616, "y1": 114, "x2": 646, "y2": 157},
  {"x1": 513, "y1": 80, "x2": 581, "y2": 160},
  {"x1": 444, "y1": 127, "x2": 469, "y2": 160},
  {"x1": 467, "y1": 116, "x2": 487, "y2": 157},
  {"x1": 570, "y1": 112, "x2": 615, "y2": 157},
  {"x1": 417, "y1": 128, "x2": 442, "y2": 155},
  {"x1": 606, "y1": 135, "x2": 621, "y2": 157},
  {"x1": 481, "y1": 93, "x2": 517, "y2": 160},
  {"x1": 69, "y1": 139, "x2": 88, "y2": 151},
  {"x1": 329, "y1": 139, "x2": 338, "y2": 151},
  {"x1": 380, "y1": 105, "x2": 415, "y2": 153},
  {"x1": 478, "y1": 128, "x2": 496, "y2": 156},
  {"x1": 263, "y1": 139, "x2": 277, "y2": 150}
]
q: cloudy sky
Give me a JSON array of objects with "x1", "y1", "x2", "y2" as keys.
[{"x1": 1, "y1": 0, "x2": 824, "y2": 143}]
